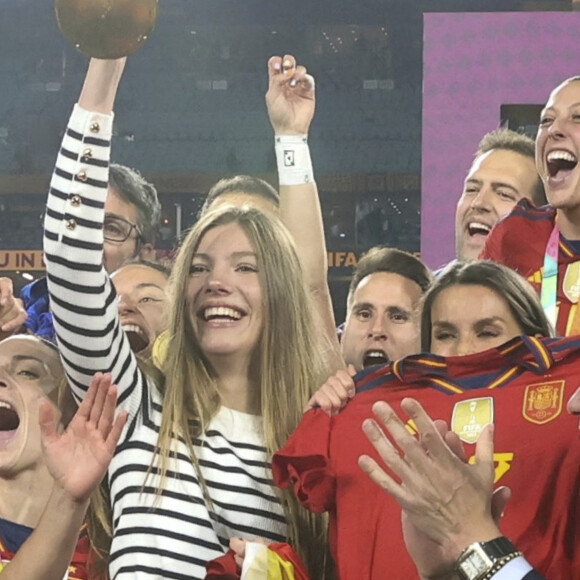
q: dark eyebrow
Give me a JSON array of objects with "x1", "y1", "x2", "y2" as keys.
[
  {"x1": 386, "y1": 305, "x2": 411, "y2": 316},
  {"x1": 432, "y1": 321, "x2": 456, "y2": 332},
  {"x1": 491, "y1": 182, "x2": 518, "y2": 193},
  {"x1": 433, "y1": 317, "x2": 506, "y2": 332},
  {"x1": 352, "y1": 303, "x2": 410, "y2": 315},
  {"x1": 474, "y1": 316, "x2": 506, "y2": 329},
  {"x1": 104, "y1": 212, "x2": 127, "y2": 221},
  {"x1": 465, "y1": 178, "x2": 519, "y2": 194},
  {"x1": 352, "y1": 301, "x2": 375, "y2": 311}
]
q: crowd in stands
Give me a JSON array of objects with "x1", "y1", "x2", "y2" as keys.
[{"x1": 1, "y1": 22, "x2": 579, "y2": 580}]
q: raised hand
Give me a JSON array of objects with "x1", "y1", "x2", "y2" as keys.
[
  {"x1": 266, "y1": 54, "x2": 315, "y2": 135},
  {"x1": 358, "y1": 398, "x2": 501, "y2": 580},
  {"x1": 40, "y1": 372, "x2": 128, "y2": 503},
  {"x1": 229, "y1": 537, "x2": 270, "y2": 569},
  {"x1": 306, "y1": 365, "x2": 357, "y2": 415},
  {"x1": 0, "y1": 277, "x2": 27, "y2": 336}
]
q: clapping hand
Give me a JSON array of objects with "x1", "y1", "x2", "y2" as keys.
[
  {"x1": 359, "y1": 398, "x2": 504, "y2": 580},
  {"x1": 40, "y1": 372, "x2": 128, "y2": 504}
]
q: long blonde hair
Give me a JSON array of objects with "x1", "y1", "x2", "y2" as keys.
[{"x1": 158, "y1": 205, "x2": 331, "y2": 577}]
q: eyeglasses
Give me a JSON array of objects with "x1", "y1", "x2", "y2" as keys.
[{"x1": 103, "y1": 214, "x2": 143, "y2": 243}]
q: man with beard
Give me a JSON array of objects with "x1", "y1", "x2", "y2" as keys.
[{"x1": 435, "y1": 129, "x2": 546, "y2": 275}]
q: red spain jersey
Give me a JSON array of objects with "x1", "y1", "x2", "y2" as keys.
[
  {"x1": 273, "y1": 336, "x2": 580, "y2": 580},
  {"x1": 481, "y1": 199, "x2": 580, "y2": 336}
]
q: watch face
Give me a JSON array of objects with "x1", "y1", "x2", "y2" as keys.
[
  {"x1": 459, "y1": 552, "x2": 489, "y2": 579},
  {"x1": 458, "y1": 546, "x2": 491, "y2": 580},
  {"x1": 457, "y1": 538, "x2": 518, "y2": 580}
]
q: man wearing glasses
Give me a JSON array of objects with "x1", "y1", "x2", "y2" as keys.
[
  {"x1": 21, "y1": 163, "x2": 161, "y2": 341},
  {"x1": 103, "y1": 164, "x2": 160, "y2": 273}
]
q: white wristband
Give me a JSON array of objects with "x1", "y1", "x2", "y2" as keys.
[{"x1": 275, "y1": 135, "x2": 314, "y2": 186}]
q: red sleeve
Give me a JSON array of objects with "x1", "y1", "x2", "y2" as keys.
[
  {"x1": 272, "y1": 409, "x2": 335, "y2": 513},
  {"x1": 479, "y1": 217, "x2": 506, "y2": 262},
  {"x1": 204, "y1": 550, "x2": 239, "y2": 580},
  {"x1": 69, "y1": 528, "x2": 90, "y2": 579},
  {"x1": 480, "y1": 197, "x2": 530, "y2": 263},
  {"x1": 480, "y1": 200, "x2": 553, "y2": 274}
]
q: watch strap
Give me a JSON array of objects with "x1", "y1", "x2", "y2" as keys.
[
  {"x1": 456, "y1": 536, "x2": 521, "y2": 580},
  {"x1": 479, "y1": 537, "x2": 518, "y2": 559},
  {"x1": 481, "y1": 551, "x2": 523, "y2": 580}
]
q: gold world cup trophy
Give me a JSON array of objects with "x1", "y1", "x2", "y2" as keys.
[{"x1": 55, "y1": 0, "x2": 158, "y2": 59}]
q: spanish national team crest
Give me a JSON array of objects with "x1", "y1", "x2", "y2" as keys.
[
  {"x1": 451, "y1": 397, "x2": 494, "y2": 444},
  {"x1": 562, "y1": 261, "x2": 580, "y2": 303},
  {"x1": 523, "y1": 380, "x2": 565, "y2": 425}
]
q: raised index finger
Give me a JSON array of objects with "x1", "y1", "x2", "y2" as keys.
[{"x1": 0, "y1": 277, "x2": 14, "y2": 307}]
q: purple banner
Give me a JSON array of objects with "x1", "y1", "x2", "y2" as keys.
[{"x1": 422, "y1": 12, "x2": 580, "y2": 268}]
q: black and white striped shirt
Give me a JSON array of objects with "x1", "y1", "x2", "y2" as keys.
[{"x1": 44, "y1": 105, "x2": 287, "y2": 579}]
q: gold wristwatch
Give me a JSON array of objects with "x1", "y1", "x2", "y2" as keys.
[{"x1": 455, "y1": 537, "x2": 521, "y2": 580}]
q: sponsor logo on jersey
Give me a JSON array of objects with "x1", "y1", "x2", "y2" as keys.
[
  {"x1": 523, "y1": 380, "x2": 564, "y2": 425},
  {"x1": 451, "y1": 397, "x2": 493, "y2": 444},
  {"x1": 562, "y1": 261, "x2": 580, "y2": 304}
]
